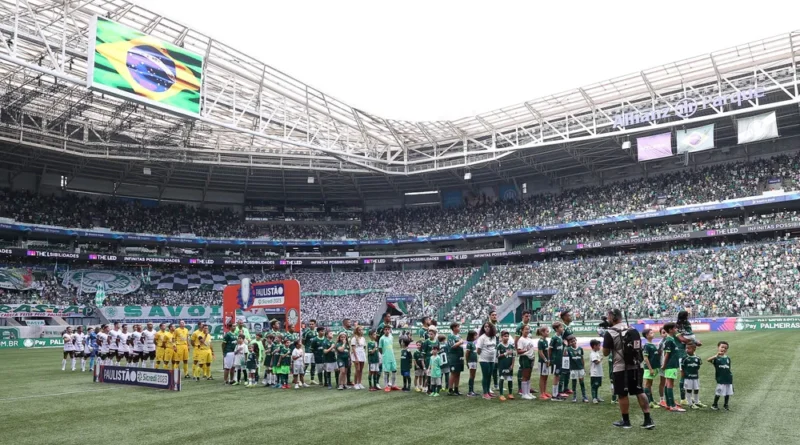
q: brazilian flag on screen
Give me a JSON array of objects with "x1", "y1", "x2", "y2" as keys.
[{"x1": 90, "y1": 17, "x2": 203, "y2": 115}]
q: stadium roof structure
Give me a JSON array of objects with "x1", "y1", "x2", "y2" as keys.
[{"x1": 0, "y1": 0, "x2": 799, "y2": 202}]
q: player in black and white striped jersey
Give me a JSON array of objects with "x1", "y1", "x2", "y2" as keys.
[
  {"x1": 72, "y1": 326, "x2": 87, "y2": 372},
  {"x1": 62, "y1": 327, "x2": 74, "y2": 371},
  {"x1": 130, "y1": 324, "x2": 145, "y2": 367}
]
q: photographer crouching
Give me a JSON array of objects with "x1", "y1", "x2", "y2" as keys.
[{"x1": 602, "y1": 308, "x2": 654, "y2": 430}]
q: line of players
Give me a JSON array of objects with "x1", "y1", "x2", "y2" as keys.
[
  {"x1": 61, "y1": 320, "x2": 215, "y2": 379},
  {"x1": 60, "y1": 310, "x2": 733, "y2": 410}
]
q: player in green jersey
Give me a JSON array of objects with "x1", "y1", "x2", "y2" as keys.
[
  {"x1": 549, "y1": 322, "x2": 566, "y2": 400},
  {"x1": 245, "y1": 344, "x2": 258, "y2": 387},
  {"x1": 566, "y1": 336, "x2": 587, "y2": 403},
  {"x1": 273, "y1": 338, "x2": 288, "y2": 388},
  {"x1": 447, "y1": 323, "x2": 465, "y2": 396},
  {"x1": 335, "y1": 332, "x2": 349, "y2": 390},
  {"x1": 436, "y1": 334, "x2": 451, "y2": 393},
  {"x1": 642, "y1": 329, "x2": 661, "y2": 407},
  {"x1": 310, "y1": 327, "x2": 326, "y2": 385},
  {"x1": 707, "y1": 341, "x2": 733, "y2": 411},
  {"x1": 496, "y1": 331, "x2": 515, "y2": 401},
  {"x1": 559, "y1": 310, "x2": 574, "y2": 396},
  {"x1": 221, "y1": 324, "x2": 237, "y2": 385},
  {"x1": 660, "y1": 322, "x2": 684, "y2": 411},
  {"x1": 414, "y1": 340, "x2": 425, "y2": 392},
  {"x1": 262, "y1": 334, "x2": 275, "y2": 386},
  {"x1": 367, "y1": 330, "x2": 381, "y2": 390},
  {"x1": 400, "y1": 338, "x2": 412, "y2": 391},
  {"x1": 681, "y1": 342, "x2": 704, "y2": 409},
  {"x1": 536, "y1": 326, "x2": 551, "y2": 399},
  {"x1": 323, "y1": 331, "x2": 337, "y2": 389},
  {"x1": 465, "y1": 330, "x2": 478, "y2": 397},
  {"x1": 302, "y1": 320, "x2": 317, "y2": 384},
  {"x1": 271, "y1": 335, "x2": 284, "y2": 388}
]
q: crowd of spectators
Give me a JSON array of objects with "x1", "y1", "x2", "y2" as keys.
[
  {"x1": 301, "y1": 293, "x2": 385, "y2": 323},
  {"x1": 3, "y1": 237, "x2": 800, "y2": 322},
  {"x1": 448, "y1": 239, "x2": 800, "y2": 322},
  {"x1": 0, "y1": 267, "x2": 476, "y2": 323},
  {"x1": 1, "y1": 153, "x2": 799, "y2": 240}
]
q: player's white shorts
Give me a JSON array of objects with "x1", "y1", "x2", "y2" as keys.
[
  {"x1": 223, "y1": 352, "x2": 235, "y2": 369},
  {"x1": 715, "y1": 384, "x2": 734, "y2": 396},
  {"x1": 325, "y1": 363, "x2": 336, "y2": 373},
  {"x1": 468, "y1": 362, "x2": 477, "y2": 370},
  {"x1": 293, "y1": 364, "x2": 304, "y2": 375},
  {"x1": 305, "y1": 353, "x2": 313, "y2": 364},
  {"x1": 570, "y1": 370, "x2": 585, "y2": 380},
  {"x1": 369, "y1": 363, "x2": 380, "y2": 372},
  {"x1": 539, "y1": 363, "x2": 551, "y2": 375},
  {"x1": 684, "y1": 378, "x2": 700, "y2": 390}
]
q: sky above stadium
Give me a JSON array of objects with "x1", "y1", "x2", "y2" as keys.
[{"x1": 134, "y1": 0, "x2": 799, "y2": 121}]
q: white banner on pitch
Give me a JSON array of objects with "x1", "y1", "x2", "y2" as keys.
[
  {"x1": 677, "y1": 123, "x2": 715, "y2": 153},
  {"x1": 737, "y1": 112, "x2": 778, "y2": 144}
]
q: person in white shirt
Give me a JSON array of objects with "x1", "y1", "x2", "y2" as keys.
[
  {"x1": 350, "y1": 326, "x2": 367, "y2": 390},
  {"x1": 131, "y1": 325, "x2": 144, "y2": 368},
  {"x1": 108, "y1": 322, "x2": 120, "y2": 365},
  {"x1": 73, "y1": 327, "x2": 87, "y2": 372},
  {"x1": 117, "y1": 324, "x2": 131, "y2": 366},
  {"x1": 62, "y1": 327, "x2": 74, "y2": 371},
  {"x1": 142, "y1": 323, "x2": 156, "y2": 368},
  {"x1": 291, "y1": 342, "x2": 306, "y2": 389},
  {"x1": 475, "y1": 322, "x2": 497, "y2": 400},
  {"x1": 97, "y1": 325, "x2": 110, "y2": 365},
  {"x1": 589, "y1": 339, "x2": 605, "y2": 404},
  {"x1": 515, "y1": 324, "x2": 537, "y2": 400},
  {"x1": 233, "y1": 337, "x2": 246, "y2": 385}
]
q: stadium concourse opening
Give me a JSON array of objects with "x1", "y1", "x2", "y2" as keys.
[{"x1": 222, "y1": 279, "x2": 301, "y2": 332}]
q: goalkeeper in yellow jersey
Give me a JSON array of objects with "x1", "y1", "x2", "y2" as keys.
[{"x1": 173, "y1": 321, "x2": 191, "y2": 377}]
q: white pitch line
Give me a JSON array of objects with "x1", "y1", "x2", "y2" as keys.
[{"x1": 0, "y1": 387, "x2": 121, "y2": 401}]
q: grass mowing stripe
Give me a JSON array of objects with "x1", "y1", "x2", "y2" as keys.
[{"x1": 0, "y1": 387, "x2": 121, "y2": 401}]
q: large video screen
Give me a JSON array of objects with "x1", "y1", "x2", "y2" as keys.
[{"x1": 87, "y1": 16, "x2": 203, "y2": 117}]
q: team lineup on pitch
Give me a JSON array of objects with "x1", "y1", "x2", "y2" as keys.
[{"x1": 61, "y1": 311, "x2": 736, "y2": 421}]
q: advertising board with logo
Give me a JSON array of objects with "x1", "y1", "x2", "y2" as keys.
[{"x1": 95, "y1": 365, "x2": 180, "y2": 391}]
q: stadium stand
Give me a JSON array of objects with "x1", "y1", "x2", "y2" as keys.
[
  {"x1": 449, "y1": 240, "x2": 800, "y2": 322},
  {"x1": 2, "y1": 236, "x2": 799, "y2": 323},
  {"x1": 1, "y1": 153, "x2": 799, "y2": 240}
]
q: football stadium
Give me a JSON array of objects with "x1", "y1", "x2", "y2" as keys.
[{"x1": 1, "y1": 1, "x2": 800, "y2": 444}]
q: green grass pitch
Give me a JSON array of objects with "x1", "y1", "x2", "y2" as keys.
[{"x1": 1, "y1": 331, "x2": 799, "y2": 445}]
